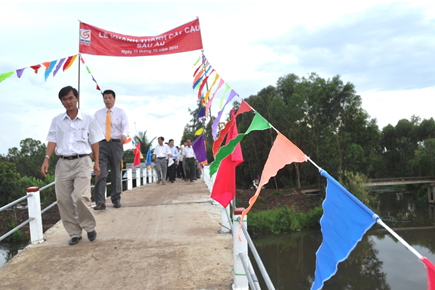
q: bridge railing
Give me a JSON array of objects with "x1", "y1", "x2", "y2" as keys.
[
  {"x1": 203, "y1": 165, "x2": 276, "y2": 290},
  {"x1": 0, "y1": 165, "x2": 154, "y2": 244}
]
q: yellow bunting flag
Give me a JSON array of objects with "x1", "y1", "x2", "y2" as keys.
[
  {"x1": 195, "y1": 128, "x2": 204, "y2": 136},
  {"x1": 204, "y1": 73, "x2": 220, "y2": 104},
  {"x1": 64, "y1": 55, "x2": 77, "y2": 71}
]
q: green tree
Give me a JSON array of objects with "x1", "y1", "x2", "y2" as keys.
[
  {"x1": 181, "y1": 101, "x2": 203, "y2": 144},
  {"x1": 412, "y1": 138, "x2": 435, "y2": 176},
  {"x1": 133, "y1": 130, "x2": 156, "y2": 157},
  {"x1": 5, "y1": 138, "x2": 59, "y2": 180},
  {"x1": 0, "y1": 160, "x2": 25, "y2": 206}
]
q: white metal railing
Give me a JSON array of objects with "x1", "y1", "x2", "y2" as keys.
[
  {"x1": 0, "y1": 164, "x2": 155, "y2": 244},
  {"x1": 203, "y1": 165, "x2": 276, "y2": 290}
]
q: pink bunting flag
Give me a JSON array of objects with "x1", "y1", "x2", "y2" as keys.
[
  {"x1": 421, "y1": 257, "x2": 435, "y2": 290},
  {"x1": 206, "y1": 78, "x2": 225, "y2": 117},
  {"x1": 239, "y1": 132, "x2": 307, "y2": 241}
]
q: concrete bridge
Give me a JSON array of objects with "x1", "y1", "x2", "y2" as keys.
[
  {"x1": 365, "y1": 176, "x2": 435, "y2": 186},
  {"x1": 365, "y1": 177, "x2": 435, "y2": 203},
  {"x1": 0, "y1": 179, "x2": 233, "y2": 289}
]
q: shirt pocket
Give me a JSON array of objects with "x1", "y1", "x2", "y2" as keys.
[
  {"x1": 74, "y1": 127, "x2": 88, "y2": 143},
  {"x1": 112, "y1": 117, "x2": 122, "y2": 131}
]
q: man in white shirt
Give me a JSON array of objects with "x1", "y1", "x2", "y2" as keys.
[
  {"x1": 41, "y1": 86, "x2": 104, "y2": 246},
  {"x1": 154, "y1": 137, "x2": 171, "y2": 185},
  {"x1": 167, "y1": 139, "x2": 178, "y2": 183},
  {"x1": 183, "y1": 139, "x2": 197, "y2": 182},
  {"x1": 93, "y1": 90, "x2": 129, "y2": 209},
  {"x1": 176, "y1": 146, "x2": 185, "y2": 180}
]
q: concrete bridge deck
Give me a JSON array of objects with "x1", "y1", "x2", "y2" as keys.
[{"x1": 0, "y1": 179, "x2": 233, "y2": 289}]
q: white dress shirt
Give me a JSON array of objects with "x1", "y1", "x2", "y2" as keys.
[
  {"x1": 183, "y1": 146, "x2": 196, "y2": 158},
  {"x1": 154, "y1": 144, "x2": 170, "y2": 158},
  {"x1": 94, "y1": 105, "x2": 129, "y2": 140},
  {"x1": 46, "y1": 110, "x2": 104, "y2": 156},
  {"x1": 177, "y1": 150, "x2": 184, "y2": 163}
]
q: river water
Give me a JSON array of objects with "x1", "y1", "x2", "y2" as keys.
[{"x1": 251, "y1": 187, "x2": 435, "y2": 289}]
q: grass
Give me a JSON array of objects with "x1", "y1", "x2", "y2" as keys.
[{"x1": 247, "y1": 206, "x2": 323, "y2": 237}]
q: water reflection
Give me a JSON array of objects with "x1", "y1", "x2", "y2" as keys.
[
  {"x1": 0, "y1": 240, "x2": 28, "y2": 268},
  {"x1": 251, "y1": 189, "x2": 435, "y2": 289}
]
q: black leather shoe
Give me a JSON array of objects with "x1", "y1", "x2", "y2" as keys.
[
  {"x1": 113, "y1": 200, "x2": 121, "y2": 208},
  {"x1": 69, "y1": 236, "x2": 82, "y2": 246},
  {"x1": 94, "y1": 203, "x2": 106, "y2": 210},
  {"x1": 87, "y1": 230, "x2": 97, "y2": 242}
]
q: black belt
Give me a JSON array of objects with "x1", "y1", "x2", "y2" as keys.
[
  {"x1": 60, "y1": 154, "x2": 89, "y2": 160},
  {"x1": 186, "y1": 157, "x2": 194, "y2": 159},
  {"x1": 157, "y1": 157, "x2": 166, "y2": 159},
  {"x1": 102, "y1": 139, "x2": 121, "y2": 142}
]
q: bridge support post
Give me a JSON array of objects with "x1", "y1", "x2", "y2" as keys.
[
  {"x1": 127, "y1": 167, "x2": 132, "y2": 190},
  {"x1": 152, "y1": 168, "x2": 157, "y2": 183},
  {"x1": 27, "y1": 187, "x2": 44, "y2": 244},
  {"x1": 428, "y1": 183, "x2": 435, "y2": 204},
  {"x1": 232, "y1": 208, "x2": 249, "y2": 290},
  {"x1": 136, "y1": 167, "x2": 141, "y2": 187},
  {"x1": 146, "y1": 168, "x2": 150, "y2": 183},
  {"x1": 142, "y1": 167, "x2": 146, "y2": 185}
]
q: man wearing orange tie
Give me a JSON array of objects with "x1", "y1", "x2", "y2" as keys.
[{"x1": 94, "y1": 90, "x2": 129, "y2": 209}]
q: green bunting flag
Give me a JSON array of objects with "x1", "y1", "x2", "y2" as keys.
[
  {"x1": 0, "y1": 71, "x2": 14, "y2": 84},
  {"x1": 209, "y1": 113, "x2": 271, "y2": 177},
  {"x1": 219, "y1": 83, "x2": 231, "y2": 110}
]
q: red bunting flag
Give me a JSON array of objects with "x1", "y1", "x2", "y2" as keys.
[
  {"x1": 211, "y1": 109, "x2": 243, "y2": 207},
  {"x1": 30, "y1": 65, "x2": 41, "y2": 74},
  {"x1": 213, "y1": 100, "x2": 252, "y2": 156},
  {"x1": 63, "y1": 55, "x2": 77, "y2": 71},
  {"x1": 133, "y1": 142, "x2": 141, "y2": 167}
]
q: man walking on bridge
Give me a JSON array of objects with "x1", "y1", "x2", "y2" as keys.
[
  {"x1": 183, "y1": 139, "x2": 197, "y2": 182},
  {"x1": 167, "y1": 139, "x2": 178, "y2": 183},
  {"x1": 154, "y1": 137, "x2": 171, "y2": 185},
  {"x1": 41, "y1": 86, "x2": 104, "y2": 246},
  {"x1": 93, "y1": 89, "x2": 129, "y2": 209}
]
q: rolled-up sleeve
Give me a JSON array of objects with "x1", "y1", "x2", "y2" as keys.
[
  {"x1": 88, "y1": 115, "x2": 105, "y2": 145},
  {"x1": 46, "y1": 117, "x2": 57, "y2": 143}
]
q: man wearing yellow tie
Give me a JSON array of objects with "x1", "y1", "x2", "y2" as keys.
[{"x1": 94, "y1": 90, "x2": 129, "y2": 209}]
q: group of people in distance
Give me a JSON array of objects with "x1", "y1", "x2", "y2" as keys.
[
  {"x1": 153, "y1": 137, "x2": 200, "y2": 185},
  {"x1": 40, "y1": 85, "x2": 200, "y2": 246}
]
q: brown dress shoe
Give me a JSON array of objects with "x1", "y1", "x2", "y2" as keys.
[
  {"x1": 113, "y1": 200, "x2": 121, "y2": 208},
  {"x1": 94, "y1": 203, "x2": 106, "y2": 210}
]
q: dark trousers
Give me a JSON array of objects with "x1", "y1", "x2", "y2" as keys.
[
  {"x1": 168, "y1": 162, "x2": 176, "y2": 182},
  {"x1": 177, "y1": 162, "x2": 185, "y2": 179},
  {"x1": 185, "y1": 158, "x2": 195, "y2": 181},
  {"x1": 94, "y1": 140, "x2": 123, "y2": 204}
]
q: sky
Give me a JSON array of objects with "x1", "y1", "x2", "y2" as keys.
[{"x1": 0, "y1": 2, "x2": 434, "y2": 155}]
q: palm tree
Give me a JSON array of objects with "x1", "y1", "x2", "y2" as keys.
[{"x1": 133, "y1": 131, "x2": 156, "y2": 158}]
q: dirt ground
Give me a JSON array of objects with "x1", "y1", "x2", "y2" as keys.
[{"x1": 235, "y1": 188, "x2": 323, "y2": 213}]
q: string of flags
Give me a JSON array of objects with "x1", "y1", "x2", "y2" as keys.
[
  {"x1": 0, "y1": 54, "x2": 103, "y2": 94},
  {"x1": 0, "y1": 54, "x2": 77, "y2": 84},
  {"x1": 190, "y1": 53, "x2": 435, "y2": 290}
]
